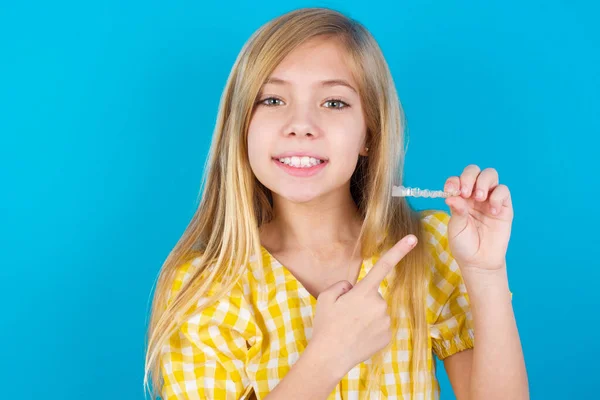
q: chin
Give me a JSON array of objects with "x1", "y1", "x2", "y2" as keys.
[
  {"x1": 285, "y1": 193, "x2": 321, "y2": 204},
  {"x1": 272, "y1": 185, "x2": 325, "y2": 204}
]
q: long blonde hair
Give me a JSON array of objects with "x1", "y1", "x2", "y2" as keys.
[{"x1": 144, "y1": 7, "x2": 432, "y2": 398}]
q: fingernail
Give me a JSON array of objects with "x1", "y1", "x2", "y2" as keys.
[
  {"x1": 406, "y1": 235, "x2": 417, "y2": 245},
  {"x1": 461, "y1": 186, "x2": 469, "y2": 196},
  {"x1": 476, "y1": 189, "x2": 484, "y2": 199},
  {"x1": 491, "y1": 207, "x2": 498, "y2": 215}
]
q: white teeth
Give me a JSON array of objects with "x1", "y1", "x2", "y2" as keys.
[{"x1": 277, "y1": 156, "x2": 323, "y2": 168}]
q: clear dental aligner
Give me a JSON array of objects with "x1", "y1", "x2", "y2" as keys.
[{"x1": 392, "y1": 185, "x2": 462, "y2": 198}]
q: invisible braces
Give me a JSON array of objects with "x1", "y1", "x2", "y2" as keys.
[{"x1": 392, "y1": 185, "x2": 461, "y2": 198}]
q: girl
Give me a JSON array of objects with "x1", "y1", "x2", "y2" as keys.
[{"x1": 144, "y1": 7, "x2": 528, "y2": 400}]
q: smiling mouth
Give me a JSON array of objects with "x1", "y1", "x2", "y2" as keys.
[
  {"x1": 273, "y1": 156, "x2": 326, "y2": 168},
  {"x1": 272, "y1": 157, "x2": 328, "y2": 177}
]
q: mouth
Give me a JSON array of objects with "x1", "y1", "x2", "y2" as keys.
[
  {"x1": 272, "y1": 156, "x2": 328, "y2": 177},
  {"x1": 272, "y1": 155, "x2": 326, "y2": 168}
]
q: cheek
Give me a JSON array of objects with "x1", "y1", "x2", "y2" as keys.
[
  {"x1": 247, "y1": 111, "x2": 284, "y2": 157},
  {"x1": 330, "y1": 115, "x2": 366, "y2": 151},
  {"x1": 329, "y1": 118, "x2": 365, "y2": 174},
  {"x1": 247, "y1": 117, "x2": 265, "y2": 158},
  {"x1": 246, "y1": 131, "x2": 262, "y2": 173},
  {"x1": 247, "y1": 115, "x2": 276, "y2": 179}
]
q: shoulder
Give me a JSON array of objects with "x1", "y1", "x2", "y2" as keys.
[
  {"x1": 419, "y1": 209, "x2": 452, "y2": 257},
  {"x1": 165, "y1": 252, "x2": 204, "y2": 307},
  {"x1": 419, "y1": 209, "x2": 463, "y2": 288},
  {"x1": 171, "y1": 253, "x2": 203, "y2": 291},
  {"x1": 420, "y1": 209, "x2": 451, "y2": 240},
  {"x1": 167, "y1": 250, "x2": 263, "y2": 309},
  {"x1": 419, "y1": 211, "x2": 471, "y2": 327}
]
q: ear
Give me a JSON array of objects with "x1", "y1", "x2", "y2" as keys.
[
  {"x1": 359, "y1": 130, "x2": 371, "y2": 157},
  {"x1": 359, "y1": 134, "x2": 370, "y2": 157}
]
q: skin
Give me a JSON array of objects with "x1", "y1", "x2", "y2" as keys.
[
  {"x1": 248, "y1": 36, "x2": 528, "y2": 400},
  {"x1": 442, "y1": 167, "x2": 529, "y2": 400},
  {"x1": 248, "y1": 36, "x2": 368, "y2": 295}
]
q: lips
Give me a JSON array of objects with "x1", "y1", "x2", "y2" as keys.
[
  {"x1": 272, "y1": 152, "x2": 327, "y2": 161},
  {"x1": 273, "y1": 157, "x2": 328, "y2": 177}
]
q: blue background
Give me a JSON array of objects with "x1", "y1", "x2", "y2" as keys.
[{"x1": 1, "y1": 1, "x2": 598, "y2": 399}]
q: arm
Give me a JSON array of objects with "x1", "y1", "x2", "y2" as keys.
[
  {"x1": 267, "y1": 239, "x2": 419, "y2": 400},
  {"x1": 160, "y1": 278, "x2": 258, "y2": 400},
  {"x1": 161, "y1": 295, "x2": 344, "y2": 400},
  {"x1": 442, "y1": 165, "x2": 529, "y2": 400},
  {"x1": 445, "y1": 267, "x2": 528, "y2": 400},
  {"x1": 264, "y1": 341, "x2": 345, "y2": 400}
]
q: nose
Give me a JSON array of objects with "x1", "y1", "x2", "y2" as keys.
[{"x1": 283, "y1": 102, "x2": 322, "y2": 138}]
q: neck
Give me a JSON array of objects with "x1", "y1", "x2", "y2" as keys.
[{"x1": 261, "y1": 188, "x2": 363, "y2": 254}]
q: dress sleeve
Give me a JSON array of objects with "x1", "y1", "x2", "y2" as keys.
[
  {"x1": 422, "y1": 210, "x2": 475, "y2": 360},
  {"x1": 160, "y1": 259, "x2": 259, "y2": 400}
]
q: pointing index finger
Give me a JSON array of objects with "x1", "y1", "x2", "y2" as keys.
[{"x1": 355, "y1": 235, "x2": 418, "y2": 292}]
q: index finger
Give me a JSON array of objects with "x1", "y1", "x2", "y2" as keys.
[{"x1": 355, "y1": 234, "x2": 418, "y2": 292}]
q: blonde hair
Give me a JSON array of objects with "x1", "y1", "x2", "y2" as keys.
[{"x1": 144, "y1": 7, "x2": 432, "y2": 398}]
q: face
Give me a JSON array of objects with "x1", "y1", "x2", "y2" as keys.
[{"x1": 247, "y1": 36, "x2": 368, "y2": 205}]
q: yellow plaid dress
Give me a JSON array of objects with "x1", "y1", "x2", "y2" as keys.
[{"x1": 160, "y1": 210, "x2": 474, "y2": 399}]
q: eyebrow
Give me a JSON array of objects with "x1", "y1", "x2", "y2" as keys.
[{"x1": 263, "y1": 77, "x2": 358, "y2": 94}]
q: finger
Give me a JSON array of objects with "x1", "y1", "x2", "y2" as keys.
[
  {"x1": 355, "y1": 235, "x2": 417, "y2": 292},
  {"x1": 444, "y1": 177, "x2": 465, "y2": 216},
  {"x1": 444, "y1": 176, "x2": 461, "y2": 194},
  {"x1": 459, "y1": 164, "x2": 481, "y2": 198},
  {"x1": 473, "y1": 168, "x2": 499, "y2": 202},
  {"x1": 445, "y1": 194, "x2": 469, "y2": 217},
  {"x1": 317, "y1": 280, "x2": 353, "y2": 304},
  {"x1": 487, "y1": 184, "x2": 512, "y2": 216}
]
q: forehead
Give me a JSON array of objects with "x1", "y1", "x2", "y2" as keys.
[{"x1": 265, "y1": 37, "x2": 358, "y2": 87}]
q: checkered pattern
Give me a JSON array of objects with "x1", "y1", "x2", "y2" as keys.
[{"x1": 160, "y1": 210, "x2": 474, "y2": 399}]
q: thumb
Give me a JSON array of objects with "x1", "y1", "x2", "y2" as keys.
[
  {"x1": 445, "y1": 196, "x2": 469, "y2": 229},
  {"x1": 318, "y1": 280, "x2": 353, "y2": 303}
]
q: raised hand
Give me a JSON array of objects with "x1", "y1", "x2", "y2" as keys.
[
  {"x1": 308, "y1": 234, "x2": 418, "y2": 375},
  {"x1": 444, "y1": 164, "x2": 514, "y2": 272}
]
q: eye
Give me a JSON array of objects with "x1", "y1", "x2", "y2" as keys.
[
  {"x1": 323, "y1": 99, "x2": 349, "y2": 110},
  {"x1": 257, "y1": 97, "x2": 285, "y2": 107},
  {"x1": 255, "y1": 97, "x2": 349, "y2": 110}
]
